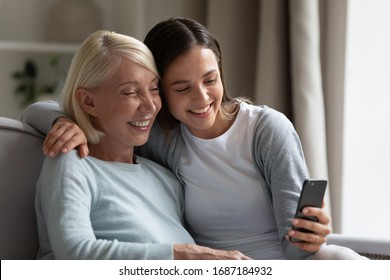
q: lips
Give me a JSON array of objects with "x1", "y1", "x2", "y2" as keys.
[{"x1": 189, "y1": 104, "x2": 211, "y2": 114}]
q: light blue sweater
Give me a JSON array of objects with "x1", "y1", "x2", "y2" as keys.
[{"x1": 35, "y1": 150, "x2": 195, "y2": 259}]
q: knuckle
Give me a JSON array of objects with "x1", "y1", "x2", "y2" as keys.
[
  {"x1": 57, "y1": 135, "x2": 68, "y2": 144},
  {"x1": 46, "y1": 130, "x2": 56, "y2": 138}
]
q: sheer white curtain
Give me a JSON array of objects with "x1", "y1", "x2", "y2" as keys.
[{"x1": 289, "y1": 0, "x2": 328, "y2": 185}]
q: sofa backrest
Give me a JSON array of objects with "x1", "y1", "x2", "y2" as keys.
[{"x1": 0, "y1": 117, "x2": 44, "y2": 259}]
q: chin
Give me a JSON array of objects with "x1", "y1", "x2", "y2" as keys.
[{"x1": 136, "y1": 138, "x2": 149, "y2": 146}]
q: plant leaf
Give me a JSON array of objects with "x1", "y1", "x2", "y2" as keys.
[{"x1": 25, "y1": 60, "x2": 37, "y2": 78}]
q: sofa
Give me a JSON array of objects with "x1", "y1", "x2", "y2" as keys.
[{"x1": 1, "y1": 116, "x2": 389, "y2": 260}]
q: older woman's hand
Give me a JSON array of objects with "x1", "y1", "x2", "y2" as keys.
[
  {"x1": 43, "y1": 117, "x2": 89, "y2": 158},
  {"x1": 287, "y1": 204, "x2": 332, "y2": 252},
  {"x1": 173, "y1": 244, "x2": 252, "y2": 260}
]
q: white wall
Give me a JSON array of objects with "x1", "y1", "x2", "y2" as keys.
[
  {"x1": 0, "y1": 0, "x2": 57, "y2": 119},
  {"x1": 0, "y1": 0, "x2": 53, "y2": 41},
  {"x1": 342, "y1": 0, "x2": 390, "y2": 238}
]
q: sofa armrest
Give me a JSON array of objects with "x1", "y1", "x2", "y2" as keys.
[{"x1": 327, "y1": 233, "x2": 390, "y2": 260}]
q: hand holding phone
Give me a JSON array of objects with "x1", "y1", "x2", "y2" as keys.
[{"x1": 290, "y1": 179, "x2": 327, "y2": 242}]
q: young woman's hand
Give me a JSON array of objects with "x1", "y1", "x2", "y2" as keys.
[
  {"x1": 287, "y1": 204, "x2": 332, "y2": 252},
  {"x1": 173, "y1": 244, "x2": 252, "y2": 260},
  {"x1": 43, "y1": 117, "x2": 89, "y2": 158}
]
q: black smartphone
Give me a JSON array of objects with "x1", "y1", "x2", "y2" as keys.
[{"x1": 290, "y1": 179, "x2": 327, "y2": 242}]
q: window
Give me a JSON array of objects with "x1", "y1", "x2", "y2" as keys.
[{"x1": 342, "y1": 0, "x2": 390, "y2": 238}]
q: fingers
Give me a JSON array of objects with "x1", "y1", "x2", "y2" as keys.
[
  {"x1": 288, "y1": 227, "x2": 326, "y2": 244},
  {"x1": 173, "y1": 244, "x2": 251, "y2": 260},
  {"x1": 303, "y1": 206, "x2": 331, "y2": 225},
  {"x1": 289, "y1": 235, "x2": 323, "y2": 252},
  {"x1": 287, "y1": 228, "x2": 326, "y2": 253},
  {"x1": 206, "y1": 248, "x2": 251, "y2": 260},
  {"x1": 294, "y1": 218, "x2": 331, "y2": 235},
  {"x1": 289, "y1": 217, "x2": 331, "y2": 239},
  {"x1": 43, "y1": 118, "x2": 88, "y2": 158},
  {"x1": 288, "y1": 207, "x2": 333, "y2": 252},
  {"x1": 293, "y1": 206, "x2": 332, "y2": 237},
  {"x1": 222, "y1": 250, "x2": 252, "y2": 260}
]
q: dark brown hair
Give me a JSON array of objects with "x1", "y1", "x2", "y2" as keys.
[{"x1": 144, "y1": 17, "x2": 239, "y2": 138}]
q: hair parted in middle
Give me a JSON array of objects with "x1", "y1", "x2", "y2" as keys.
[{"x1": 144, "y1": 17, "x2": 248, "y2": 138}]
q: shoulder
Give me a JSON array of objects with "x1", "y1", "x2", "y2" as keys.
[
  {"x1": 39, "y1": 150, "x2": 96, "y2": 189},
  {"x1": 238, "y1": 102, "x2": 293, "y2": 133},
  {"x1": 42, "y1": 150, "x2": 82, "y2": 169},
  {"x1": 43, "y1": 150, "x2": 91, "y2": 173},
  {"x1": 248, "y1": 104, "x2": 301, "y2": 158},
  {"x1": 37, "y1": 151, "x2": 99, "y2": 204}
]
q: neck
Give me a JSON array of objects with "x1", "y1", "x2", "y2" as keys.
[
  {"x1": 88, "y1": 143, "x2": 135, "y2": 164},
  {"x1": 188, "y1": 104, "x2": 239, "y2": 139}
]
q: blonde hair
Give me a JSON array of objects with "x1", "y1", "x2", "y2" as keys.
[{"x1": 61, "y1": 30, "x2": 159, "y2": 144}]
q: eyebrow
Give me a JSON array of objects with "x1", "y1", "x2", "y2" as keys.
[
  {"x1": 169, "y1": 69, "x2": 218, "y2": 86},
  {"x1": 118, "y1": 77, "x2": 159, "y2": 88}
]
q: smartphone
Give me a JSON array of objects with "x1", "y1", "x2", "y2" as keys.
[{"x1": 290, "y1": 179, "x2": 327, "y2": 242}]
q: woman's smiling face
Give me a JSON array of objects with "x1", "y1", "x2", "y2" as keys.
[
  {"x1": 87, "y1": 57, "x2": 161, "y2": 151},
  {"x1": 161, "y1": 46, "x2": 225, "y2": 139}
]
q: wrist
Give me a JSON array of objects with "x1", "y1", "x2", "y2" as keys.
[{"x1": 173, "y1": 244, "x2": 192, "y2": 260}]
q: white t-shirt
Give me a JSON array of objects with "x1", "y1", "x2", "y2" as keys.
[{"x1": 180, "y1": 103, "x2": 285, "y2": 259}]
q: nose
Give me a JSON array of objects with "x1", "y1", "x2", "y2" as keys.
[
  {"x1": 192, "y1": 84, "x2": 209, "y2": 102},
  {"x1": 139, "y1": 91, "x2": 158, "y2": 114}
]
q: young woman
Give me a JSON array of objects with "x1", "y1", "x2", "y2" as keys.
[
  {"x1": 33, "y1": 30, "x2": 250, "y2": 260},
  {"x1": 23, "y1": 19, "x2": 365, "y2": 260}
]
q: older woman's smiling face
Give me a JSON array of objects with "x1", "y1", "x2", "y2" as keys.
[{"x1": 87, "y1": 57, "x2": 161, "y2": 154}]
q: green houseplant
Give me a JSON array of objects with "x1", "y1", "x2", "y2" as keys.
[{"x1": 12, "y1": 55, "x2": 60, "y2": 107}]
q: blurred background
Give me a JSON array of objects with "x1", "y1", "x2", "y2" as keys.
[{"x1": 0, "y1": 0, "x2": 389, "y2": 240}]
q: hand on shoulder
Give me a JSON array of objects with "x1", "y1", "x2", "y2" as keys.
[{"x1": 44, "y1": 117, "x2": 89, "y2": 158}]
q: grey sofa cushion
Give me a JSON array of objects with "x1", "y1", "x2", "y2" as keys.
[
  {"x1": 328, "y1": 233, "x2": 390, "y2": 260},
  {"x1": 0, "y1": 117, "x2": 44, "y2": 259}
]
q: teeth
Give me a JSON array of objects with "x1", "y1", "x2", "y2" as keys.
[
  {"x1": 190, "y1": 105, "x2": 209, "y2": 114},
  {"x1": 129, "y1": 120, "x2": 150, "y2": 127}
]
